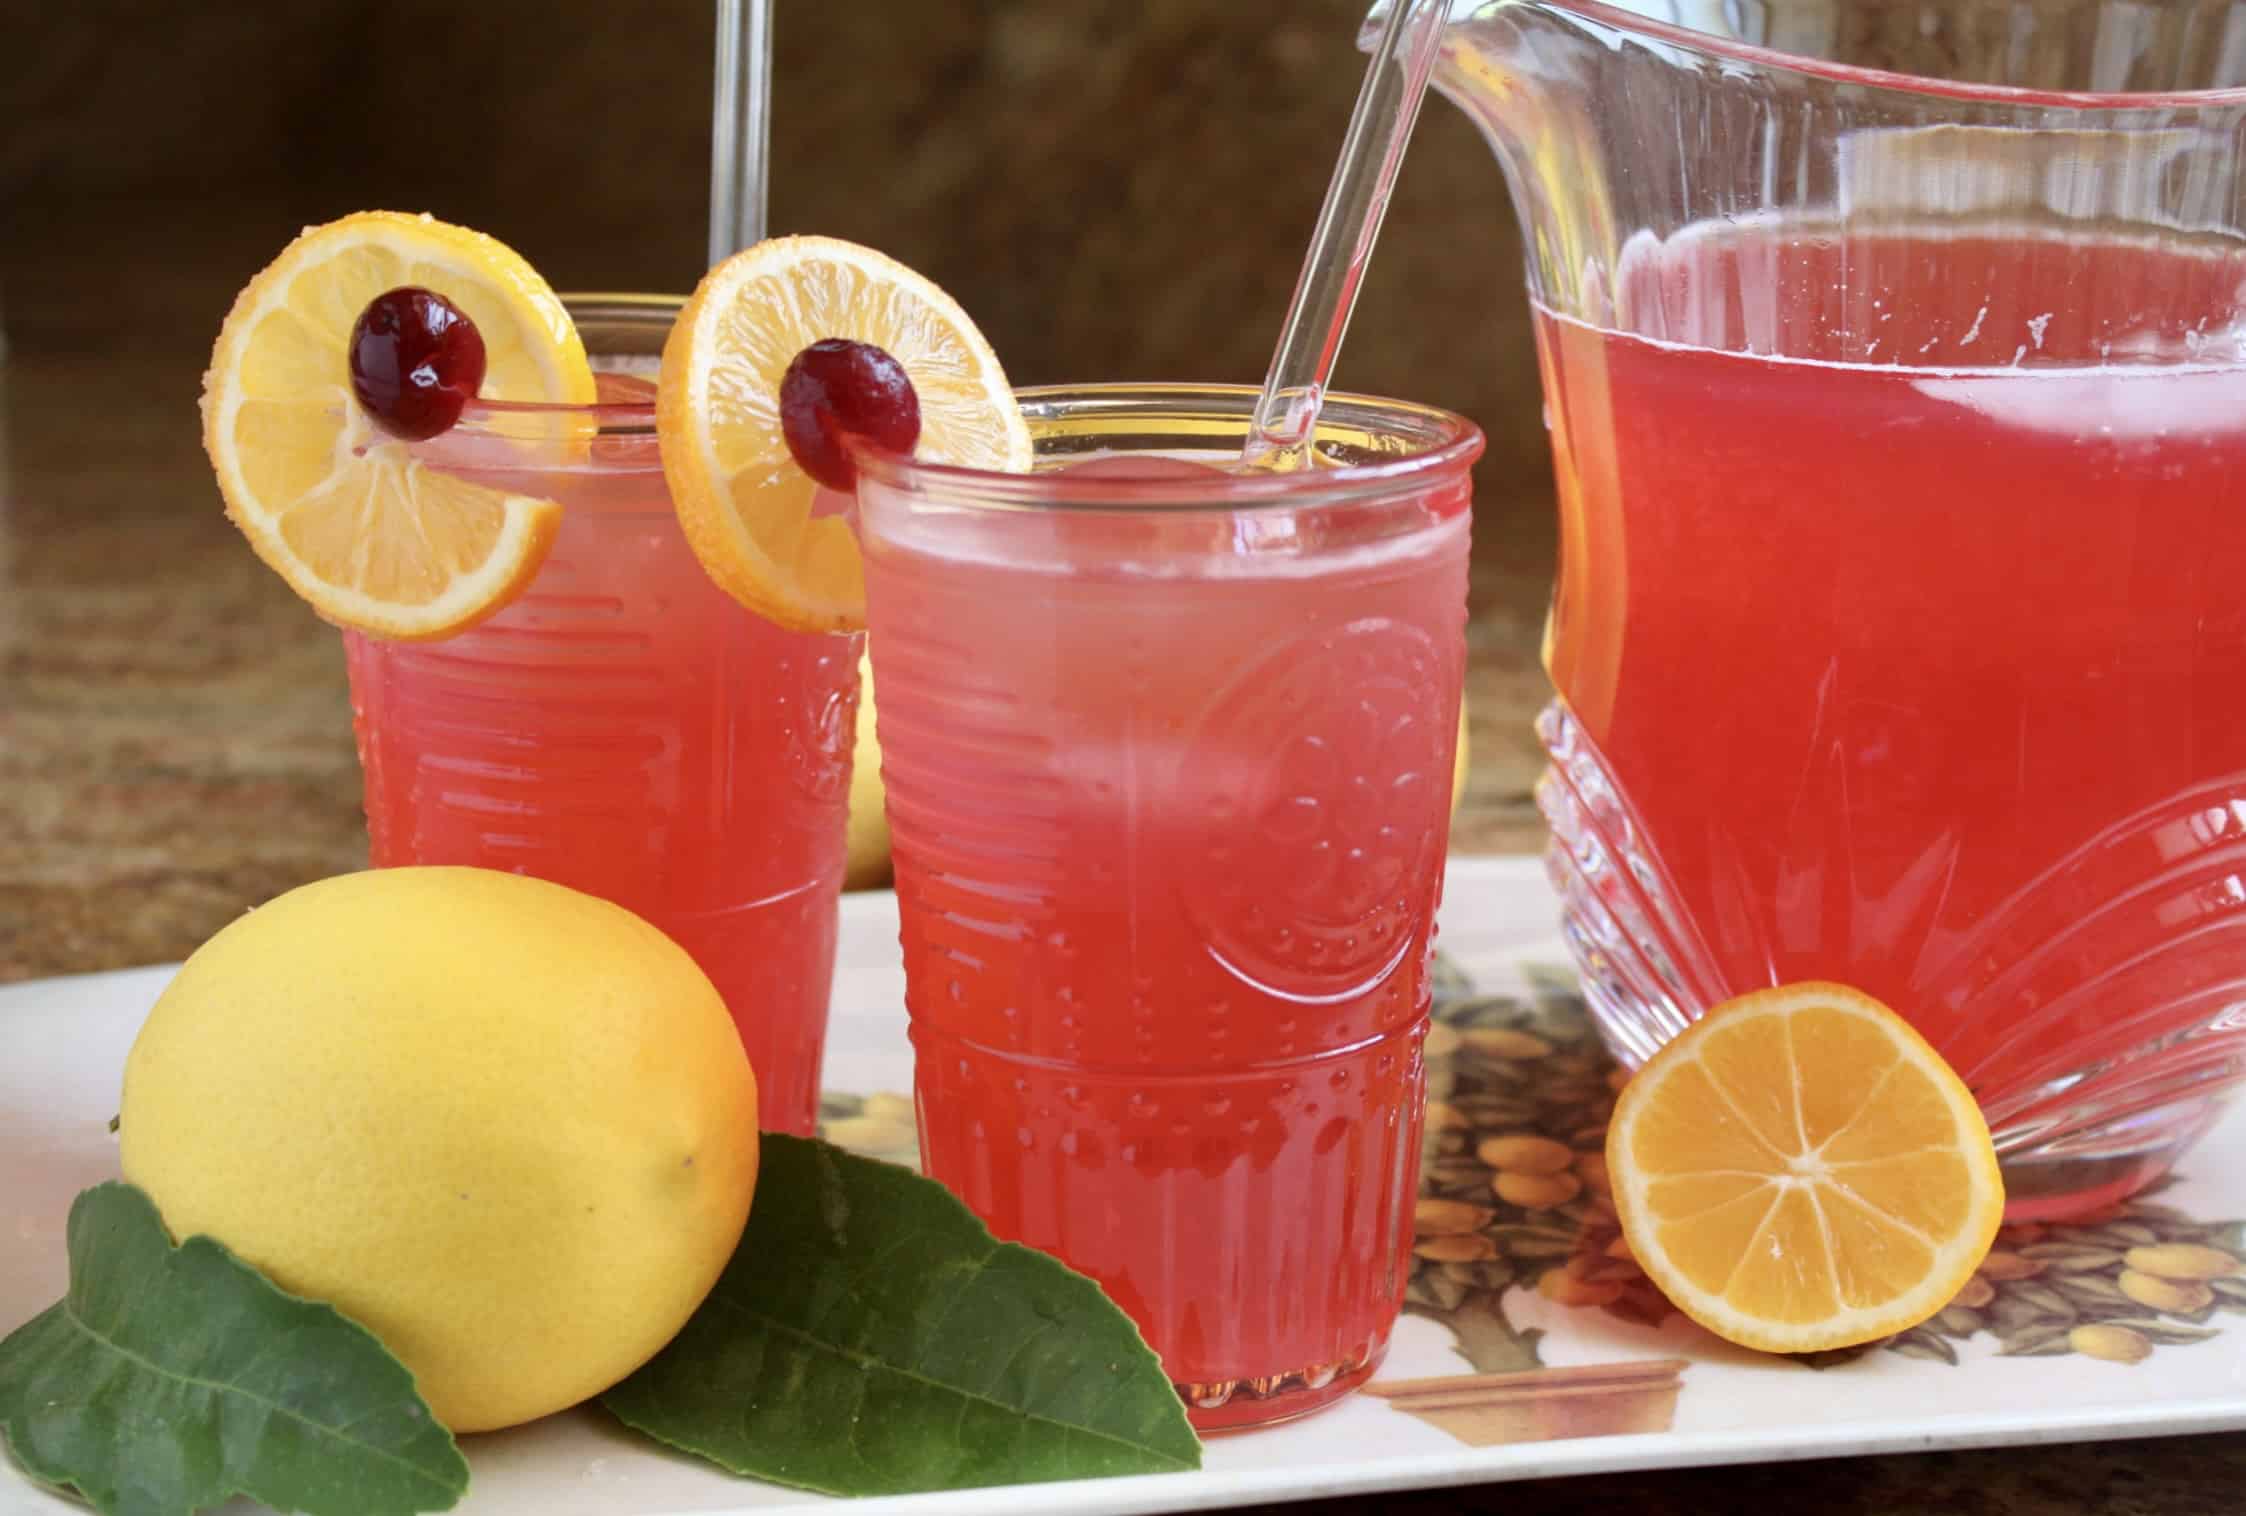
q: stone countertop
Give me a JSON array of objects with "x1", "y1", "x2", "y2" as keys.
[
  {"x1": 0, "y1": 257, "x2": 1554, "y2": 985},
  {"x1": 5, "y1": 220, "x2": 2238, "y2": 1516},
  {"x1": 0, "y1": 336, "x2": 1551, "y2": 980},
  {"x1": 0, "y1": 398, "x2": 1551, "y2": 980}
]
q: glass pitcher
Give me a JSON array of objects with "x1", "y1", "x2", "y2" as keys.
[{"x1": 1383, "y1": 0, "x2": 2246, "y2": 1217}]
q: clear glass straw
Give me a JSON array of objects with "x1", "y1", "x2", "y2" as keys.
[
  {"x1": 1244, "y1": 0, "x2": 1451, "y2": 470},
  {"x1": 708, "y1": 0, "x2": 775, "y2": 264}
]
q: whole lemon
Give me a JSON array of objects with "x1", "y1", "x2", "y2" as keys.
[
  {"x1": 118, "y1": 867, "x2": 759, "y2": 1433},
  {"x1": 843, "y1": 645, "x2": 891, "y2": 890},
  {"x1": 1452, "y1": 689, "x2": 1472, "y2": 814}
]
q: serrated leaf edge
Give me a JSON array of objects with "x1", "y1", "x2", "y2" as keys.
[
  {"x1": 0, "y1": 1184, "x2": 467, "y2": 1516},
  {"x1": 692, "y1": 1276, "x2": 1198, "y2": 1470},
  {"x1": 46, "y1": 1267, "x2": 461, "y2": 1492},
  {"x1": 604, "y1": 1138, "x2": 1200, "y2": 1498}
]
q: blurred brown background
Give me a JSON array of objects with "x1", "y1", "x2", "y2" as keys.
[
  {"x1": 0, "y1": 0, "x2": 1557, "y2": 975},
  {"x1": 3, "y1": 1, "x2": 1546, "y2": 449}
]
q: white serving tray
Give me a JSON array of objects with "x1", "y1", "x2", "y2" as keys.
[{"x1": 8, "y1": 857, "x2": 2245, "y2": 1515}]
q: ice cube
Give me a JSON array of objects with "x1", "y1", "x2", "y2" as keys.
[{"x1": 594, "y1": 370, "x2": 659, "y2": 406}]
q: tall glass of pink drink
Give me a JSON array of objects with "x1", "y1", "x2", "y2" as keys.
[
  {"x1": 855, "y1": 384, "x2": 1480, "y2": 1429},
  {"x1": 342, "y1": 296, "x2": 859, "y2": 1134}
]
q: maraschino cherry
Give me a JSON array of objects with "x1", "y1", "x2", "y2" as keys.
[
  {"x1": 779, "y1": 338, "x2": 920, "y2": 491},
  {"x1": 349, "y1": 287, "x2": 487, "y2": 441}
]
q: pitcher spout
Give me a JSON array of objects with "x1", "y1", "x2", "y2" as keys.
[{"x1": 1363, "y1": 0, "x2": 1631, "y2": 327}]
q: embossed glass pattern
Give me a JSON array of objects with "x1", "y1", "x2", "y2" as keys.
[
  {"x1": 1386, "y1": 0, "x2": 2246, "y2": 1216},
  {"x1": 343, "y1": 296, "x2": 860, "y2": 1136},
  {"x1": 855, "y1": 385, "x2": 1480, "y2": 1429}
]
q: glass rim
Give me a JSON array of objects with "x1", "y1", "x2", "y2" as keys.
[
  {"x1": 852, "y1": 383, "x2": 1485, "y2": 516},
  {"x1": 1444, "y1": 0, "x2": 2246, "y2": 110},
  {"x1": 449, "y1": 317, "x2": 1486, "y2": 514},
  {"x1": 454, "y1": 292, "x2": 678, "y2": 436}
]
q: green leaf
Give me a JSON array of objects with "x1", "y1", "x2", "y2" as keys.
[
  {"x1": 602, "y1": 1135, "x2": 1200, "y2": 1497},
  {"x1": 0, "y1": 1183, "x2": 466, "y2": 1516}
]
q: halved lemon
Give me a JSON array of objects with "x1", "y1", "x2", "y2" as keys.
[
  {"x1": 656, "y1": 236, "x2": 1031, "y2": 632},
  {"x1": 1607, "y1": 982, "x2": 2004, "y2": 1353},
  {"x1": 201, "y1": 211, "x2": 597, "y2": 639}
]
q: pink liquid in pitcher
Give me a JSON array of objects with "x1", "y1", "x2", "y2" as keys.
[{"x1": 1538, "y1": 224, "x2": 2246, "y2": 1179}]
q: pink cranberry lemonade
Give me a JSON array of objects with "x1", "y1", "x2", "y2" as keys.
[
  {"x1": 345, "y1": 311, "x2": 860, "y2": 1136},
  {"x1": 856, "y1": 390, "x2": 1478, "y2": 1428},
  {"x1": 1537, "y1": 225, "x2": 2246, "y2": 1211}
]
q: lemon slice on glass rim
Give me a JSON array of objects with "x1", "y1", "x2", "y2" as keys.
[
  {"x1": 1607, "y1": 981, "x2": 2005, "y2": 1353},
  {"x1": 656, "y1": 235, "x2": 1032, "y2": 634},
  {"x1": 201, "y1": 210, "x2": 597, "y2": 640}
]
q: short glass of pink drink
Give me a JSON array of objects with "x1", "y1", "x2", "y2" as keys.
[
  {"x1": 342, "y1": 295, "x2": 860, "y2": 1135},
  {"x1": 854, "y1": 384, "x2": 1481, "y2": 1429}
]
